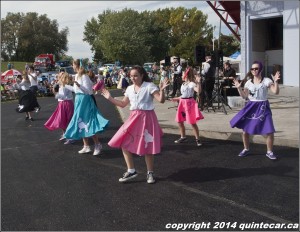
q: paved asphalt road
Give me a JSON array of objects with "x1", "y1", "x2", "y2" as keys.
[{"x1": 1, "y1": 90, "x2": 299, "y2": 231}]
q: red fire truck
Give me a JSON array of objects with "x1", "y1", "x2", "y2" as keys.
[{"x1": 33, "y1": 54, "x2": 55, "y2": 71}]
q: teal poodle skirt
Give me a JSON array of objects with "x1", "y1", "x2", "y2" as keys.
[{"x1": 64, "y1": 93, "x2": 109, "y2": 140}]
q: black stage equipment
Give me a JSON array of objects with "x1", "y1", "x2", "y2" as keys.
[
  {"x1": 194, "y1": 45, "x2": 206, "y2": 64},
  {"x1": 165, "y1": 56, "x2": 171, "y2": 66},
  {"x1": 206, "y1": 49, "x2": 232, "y2": 114}
]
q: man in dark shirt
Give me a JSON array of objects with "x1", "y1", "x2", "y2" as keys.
[{"x1": 221, "y1": 61, "x2": 239, "y2": 98}]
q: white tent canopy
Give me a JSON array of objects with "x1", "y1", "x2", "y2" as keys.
[{"x1": 160, "y1": 56, "x2": 186, "y2": 65}]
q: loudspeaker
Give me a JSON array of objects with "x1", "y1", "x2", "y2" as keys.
[
  {"x1": 194, "y1": 45, "x2": 205, "y2": 64},
  {"x1": 165, "y1": 56, "x2": 171, "y2": 66},
  {"x1": 213, "y1": 50, "x2": 223, "y2": 68}
]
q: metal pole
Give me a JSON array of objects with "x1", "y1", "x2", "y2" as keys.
[{"x1": 218, "y1": 17, "x2": 221, "y2": 49}]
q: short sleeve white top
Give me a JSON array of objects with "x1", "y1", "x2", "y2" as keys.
[
  {"x1": 125, "y1": 82, "x2": 159, "y2": 110},
  {"x1": 180, "y1": 82, "x2": 196, "y2": 98},
  {"x1": 244, "y1": 77, "x2": 273, "y2": 101}
]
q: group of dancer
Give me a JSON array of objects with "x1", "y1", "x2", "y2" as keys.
[{"x1": 32, "y1": 59, "x2": 280, "y2": 184}]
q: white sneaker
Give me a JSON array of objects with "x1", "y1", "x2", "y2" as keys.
[
  {"x1": 147, "y1": 172, "x2": 156, "y2": 184},
  {"x1": 93, "y1": 143, "x2": 102, "y2": 156},
  {"x1": 78, "y1": 146, "x2": 91, "y2": 154},
  {"x1": 64, "y1": 139, "x2": 75, "y2": 145},
  {"x1": 59, "y1": 134, "x2": 65, "y2": 141}
]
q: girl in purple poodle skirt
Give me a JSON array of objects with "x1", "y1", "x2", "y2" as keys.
[
  {"x1": 230, "y1": 61, "x2": 280, "y2": 160},
  {"x1": 101, "y1": 65, "x2": 169, "y2": 184}
]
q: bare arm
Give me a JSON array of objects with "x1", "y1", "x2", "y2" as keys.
[
  {"x1": 152, "y1": 78, "x2": 170, "y2": 103},
  {"x1": 269, "y1": 71, "x2": 280, "y2": 95},
  {"x1": 193, "y1": 75, "x2": 202, "y2": 94},
  {"x1": 233, "y1": 79, "x2": 249, "y2": 99},
  {"x1": 101, "y1": 88, "x2": 129, "y2": 108}
]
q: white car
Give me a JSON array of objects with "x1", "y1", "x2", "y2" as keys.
[{"x1": 99, "y1": 63, "x2": 115, "y2": 71}]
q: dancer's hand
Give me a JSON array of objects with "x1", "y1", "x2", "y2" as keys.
[
  {"x1": 101, "y1": 88, "x2": 111, "y2": 99},
  {"x1": 233, "y1": 79, "x2": 241, "y2": 88},
  {"x1": 159, "y1": 78, "x2": 170, "y2": 91},
  {"x1": 74, "y1": 81, "x2": 80, "y2": 87},
  {"x1": 195, "y1": 75, "x2": 201, "y2": 84},
  {"x1": 271, "y1": 71, "x2": 280, "y2": 83},
  {"x1": 170, "y1": 97, "x2": 179, "y2": 102}
]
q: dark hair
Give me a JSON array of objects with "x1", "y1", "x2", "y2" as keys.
[
  {"x1": 241, "y1": 71, "x2": 253, "y2": 87},
  {"x1": 252, "y1": 60, "x2": 263, "y2": 73},
  {"x1": 130, "y1": 65, "x2": 152, "y2": 82}
]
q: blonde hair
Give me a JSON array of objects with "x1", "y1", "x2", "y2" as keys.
[
  {"x1": 22, "y1": 73, "x2": 30, "y2": 82},
  {"x1": 58, "y1": 72, "x2": 70, "y2": 87}
]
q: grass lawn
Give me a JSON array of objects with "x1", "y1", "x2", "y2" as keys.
[{"x1": 1, "y1": 61, "x2": 30, "y2": 73}]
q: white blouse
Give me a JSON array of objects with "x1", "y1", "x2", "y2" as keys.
[
  {"x1": 180, "y1": 82, "x2": 196, "y2": 98},
  {"x1": 125, "y1": 82, "x2": 159, "y2": 110},
  {"x1": 74, "y1": 74, "x2": 93, "y2": 95},
  {"x1": 55, "y1": 85, "x2": 74, "y2": 101},
  {"x1": 28, "y1": 73, "x2": 38, "y2": 86},
  {"x1": 245, "y1": 77, "x2": 273, "y2": 101},
  {"x1": 19, "y1": 80, "x2": 31, "y2": 90}
]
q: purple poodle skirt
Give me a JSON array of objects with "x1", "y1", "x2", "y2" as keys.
[{"x1": 230, "y1": 100, "x2": 275, "y2": 135}]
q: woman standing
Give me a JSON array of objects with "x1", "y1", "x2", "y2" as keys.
[
  {"x1": 101, "y1": 65, "x2": 169, "y2": 184},
  {"x1": 230, "y1": 61, "x2": 280, "y2": 160},
  {"x1": 64, "y1": 59, "x2": 109, "y2": 156}
]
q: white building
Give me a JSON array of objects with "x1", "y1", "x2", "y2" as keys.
[{"x1": 240, "y1": 1, "x2": 299, "y2": 86}]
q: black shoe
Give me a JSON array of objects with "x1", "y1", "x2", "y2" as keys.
[
  {"x1": 25, "y1": 116, "x2": 29, "y2": 120},
  {"x1": 174, "y1": 137, "x2": 188, "y2": 143},
  {"x1": 29, "y1": 118, "x2": 34, "y2": 121},
  {"x1": 119, "y1": 171, "x2": 138, "y2": 182},
  {"x1": 196, "y1": 139, "x2": 202, "y2": 147}
]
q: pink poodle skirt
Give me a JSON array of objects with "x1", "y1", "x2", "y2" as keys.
[
  {"x1": 176, "y1": 98, "x2": 204, "y2": 124},
  {"x1": 108, "y1": 110, "x2": 163, "y2": 156},
  {"x1": 44, "y1": 100, "x2": 74, "y2": 131}
]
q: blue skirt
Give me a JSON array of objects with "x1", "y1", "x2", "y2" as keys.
[
  {"x1": 64, "y1": 93, "x2": 109, "y2": 140},
  {"x1": 230, "y1": 100, "x2": 275, "y2": 135}
]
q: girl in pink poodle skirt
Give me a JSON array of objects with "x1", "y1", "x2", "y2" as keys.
[{"x1": 101, "y1": 65, "x2": 169, "y2": 184}]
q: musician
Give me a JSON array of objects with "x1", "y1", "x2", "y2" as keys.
[
  {"x1": 221, "y1": 61, "x2": 239, "y2": 99},
  {"x1": 170, "y1": 57, "x2": 182, "y2": 97},
  {"x1": 200, "y1": 55, "x2": 216, "y2": 107}
]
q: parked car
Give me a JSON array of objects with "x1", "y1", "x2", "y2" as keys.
[
  {"x1": 99, "y1": 63, "x2": 115, "y2": 71},
  {"x1": 59, "y1": 66, "x2": 75, "y2": 74},
  {"x1": 55, "y1": 60, "x2": 71, "y2": 68}
]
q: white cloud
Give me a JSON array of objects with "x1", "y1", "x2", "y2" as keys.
[{"x1": 1, "y1": 1, "x2": 228, "y2": 61}]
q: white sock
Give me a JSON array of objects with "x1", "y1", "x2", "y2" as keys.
[
  {"x1": 128, "y1": 168, "x2": 135, "y2": 174},
  {"x1": 244, "y1": 148, "x2": 249, "y2": 151},
  {"x1": 267, "y1": 151, "x2": 272, "y2": 154},
  {"x1": 147, "y1": 171, "x2": 153, "y2": 174}
]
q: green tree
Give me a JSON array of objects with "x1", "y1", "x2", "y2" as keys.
[
  {"x1": 218, "y1": 33, "x2": 240, "y2": 57},
  {"x1": 85, "y1": 9, "x2": 151, "y2": 65},
  {"x1": 1, "y1": 12, "x2": 23, "y2": 61},
  {"x1": 1, "y1": 12, "x2": 69, "y2": 62},
  {"x1": 168, "y1": 7, "x2": 214, "y2": 65}
]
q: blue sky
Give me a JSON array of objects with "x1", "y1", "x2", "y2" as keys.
[{"x1": 1, "y1": 1, "x2": 230, "y2": 61}]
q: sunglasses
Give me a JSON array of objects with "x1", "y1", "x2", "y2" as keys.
[{"x1": 251, "y1": 67, "x2": 259, "y2": 71}]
